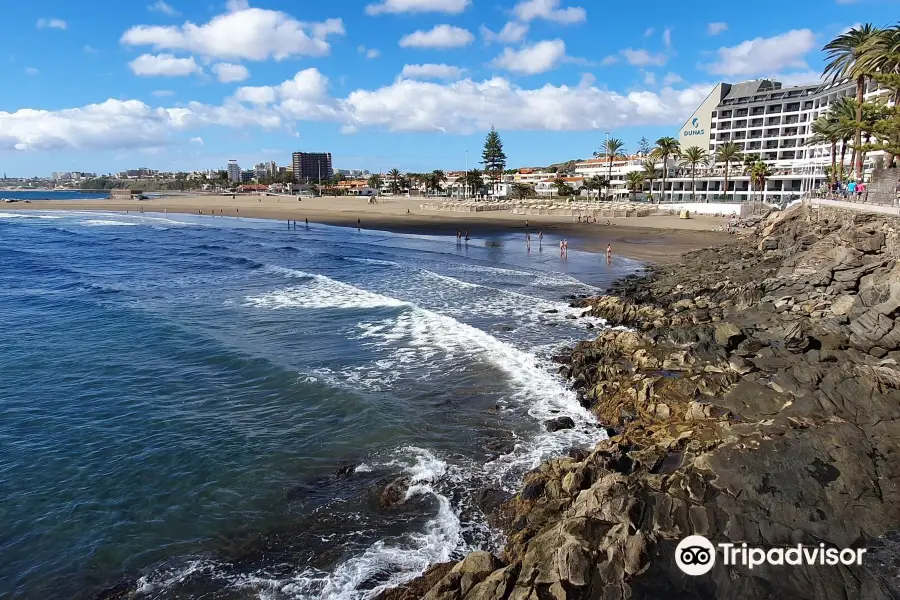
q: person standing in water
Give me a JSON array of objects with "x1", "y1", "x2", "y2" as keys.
[
  {"x1": 305, "y1": 217, "x2": 309, "y2": 227},
  {"x1": 606, "y1": 244, "x2": 612, "y2": 263},
  {"x1": 357, "y1": 218, "x2": 361, "y2": 231},
  {"x1": 464, "y1": 230, "x2": 469, "y2": 242}
]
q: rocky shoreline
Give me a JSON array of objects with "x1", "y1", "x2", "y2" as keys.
[{"x1": 379, "y1": 202, "x2": 900, "y2": 600}]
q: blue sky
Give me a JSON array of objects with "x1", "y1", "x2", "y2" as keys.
[{"x1": 0, "y1": 0, "x2": 895, "y2": 176}]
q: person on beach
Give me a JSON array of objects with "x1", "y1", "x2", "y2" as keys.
[
  {"x1": 465, "y1": 230, "x2": 470, "y2": 242},
  {"x1": 357, "y1": 218, "x2": 361, "y2": 231},
  {"x1": 456, "y1": 231, "x2": 461, "y2": 243},
  {"x1": 305, "y1": 218, "x2": 308, "y2": 227},
  {"x1": 539, "y1": 231, "x2": 543, "y2": 243},
  {"x1": 559, "y1": 240, "x2": 564, "y2": 256},
  {"x1": 606, "y1": 244, "x2": 612, "y2": 263},
  {"x1": 563, "y1": 239, "x2": 569, "y2": 258}
]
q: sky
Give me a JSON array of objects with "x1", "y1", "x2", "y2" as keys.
[{"x1": 0, "y1": 0, "x2": 895, "y2": 177}]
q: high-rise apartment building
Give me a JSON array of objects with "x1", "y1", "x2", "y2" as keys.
[
  {"x1": 291, "y1": 152, "x2": 333, "y2": 183},
  {"x1": 227, "y1": 160, "x2": 241, "y2": 183}
]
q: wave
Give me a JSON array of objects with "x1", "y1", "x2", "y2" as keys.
[
  {"x1": 0, "y1": 212, "x2": 62, "y2": 219},
  {"x1": 344, "y1": 257, "x2": 400, "y2": 268},
  {"x1": 247, "y1": 268, "x2": 406, "y2": 311},
  {"x1": 81, "y1": 219, "x2": 138, "y2": 227}
]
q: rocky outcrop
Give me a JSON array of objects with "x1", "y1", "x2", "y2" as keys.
[{"x1": 386, "y1": 203, "x2": 900, "y2": 600}]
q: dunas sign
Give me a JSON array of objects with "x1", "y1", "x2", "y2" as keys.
[{"x1": 683, "y1": 117, "x2": 705, "y2": 137}]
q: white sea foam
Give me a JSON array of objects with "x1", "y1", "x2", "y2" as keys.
[
  {"x1": 81, "y1": 219, "x2": 138, "y2": 227},
  {"x1": 0, "y1": 212, "x2": 62, "y2": 219},
  {"x1": 246, "y1": 269, "x2": 405, "y2": 311},
  {"x1": 345, "y1": 257, "x2": 400, "y2": 267}
]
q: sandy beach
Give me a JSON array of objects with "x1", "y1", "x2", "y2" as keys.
[{"x1": 7, "y1": 193, "x2": 736, "y2": 263}]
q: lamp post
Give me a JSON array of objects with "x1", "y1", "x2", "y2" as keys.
[{"x1": 465, "y1": 150, "x2": 468, "y2": 200}]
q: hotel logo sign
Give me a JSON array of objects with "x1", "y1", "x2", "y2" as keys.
[{"x1": 683, "y1": 117, "x2": 705, "y2": 137}]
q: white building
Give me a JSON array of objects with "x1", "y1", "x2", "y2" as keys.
[
  {"x1": 226, "y1": 160, "x2": 241, "y2": 183},
  {"x1": 657, "y1": 77, "x2": 890, "y2": 204}
]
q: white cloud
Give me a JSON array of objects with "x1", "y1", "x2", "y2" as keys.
[
  {"x1": 226, "y1": 0, "x2": 250, "y2": 10},
  {"x1": 644, "y1": 28, "x2": 654, "y2": 37},
  {"x1": 772, "y1": 70, "x2": 821, "y2": 87},
  {"x1": 401, "y1": 63, "x2": 465, "y2": 80},
  {"x1": 620, "y1": 48, "x2": 667, "y2": 67},
  {"x1": 25, "y1": 67, "x2": 39, "y2": 76},
  {"x1": 36, "y1": 18, "x2": 67, "y2": 30},
  {"x1": 189, "y1": 136, "x2": 203, "y2": 144},
  {"x1": 707, "y1": 22, "x2": 728, "y2": 35},
  {"x1": 1, "y1": 69, "x2": 715, "y2": 151},
  {"x1": 481, "y1": 21, "x2": 529, "y2": 44},
  {"x1": 365, "y1": 0, "x2": 470, "y2": 15},
  {"x1": 148, "y1": 0, "x2": 179, "y2": 16},
  {"x1": 212, "y1": 62, "x2": 250, "y2": 82},
  {"x1": 702, "y1": 29, "x2": 815, "y2": 76},
  {"x1": 129, "y1": 53, "x2": 203, "y2": 77},
  {"x1": 83, "y1": 45, "x2": 99, "y2": 54},
  {"x1": 601, "y1": 55, "x2": 618, "y2": 66},
  {"x1": 399, "y1": 25, "x2": 473, "y2": 49},
  {"x1": 662, "y1": 72, "x2": 683, "y2": 85},
  {"x1": 662, "y1": 27, "x2": 672, "y2": 50},
  {"x1": 121, "y1": 7, "x2": 344, "y2": 61},
  {"x1": 491, "y1": 39, "x2": 566, "y2": 75},
  {"x1": 153, "y1": 90, "x2": 175, "y2": 97},
  {"x1": 643, "y1": 71, "x2": 656, "y2": 85},
  {"x1": 358, "y1": 46, "x2": 381, "y2": 59},
  {"x1": 512, "y1": 0, "x2": 586, "y2": 24}
]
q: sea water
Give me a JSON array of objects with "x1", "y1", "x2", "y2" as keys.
[{"x1": 0, "y1": 211, "x2": 636, "y2": 599}]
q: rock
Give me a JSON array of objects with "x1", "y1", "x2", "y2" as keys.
[
  {"x1": 830, "y1": 295, "x2": 857, "y2": 316},
  {"x1": 728, "y1": 355, "x2": 753, "y2": 374},
  {"x1": 544, "y1": 416, "x2": 576, "y2": 432},
  {"x1": 714, "y1": 322, "x2": 745, "y2": 349},
  {"x1": 380, "y1": 476, "x2": 410, "y2": 508}
]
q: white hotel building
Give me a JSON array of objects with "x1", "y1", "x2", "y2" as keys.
[{"x1": 577, "y1": 77, "x2": 888, "y2": 204}]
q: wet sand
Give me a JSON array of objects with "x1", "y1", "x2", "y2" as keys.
[{"x1": 7, "y1": 194, "x2": 737, "y2": 263}]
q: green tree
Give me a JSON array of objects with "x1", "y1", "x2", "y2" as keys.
[
  {"x1": 625, "y1": 171, "x2": 645, "y2": 201},
  {"x1": 553, "y1": 175, "x2": 573, "y2": 198},
  {"x1": 481, "y1": 127, "x2": 507, "y2": 198},
  {"x1": 680, "y1": 145, "x2": 709, "y2": 202},
  {"x1": 368, "y1": 174, "x2": 384, "y2": 192},
  {"x1": 636, "y1": 136, "x2": 652, "y2": 156},
  {"x1": 464, "y1": 169, "x2": 484, "y2": 198},
  {"x1": 714, "y1": 141, "x2": 742, "y2": 200},
  {"x1": 823, "y1": 23, "x2": 883, "y2": 181},
  {"x1": 597, "y1": 137, "x2": 626, "y2": 185},
  {"x1": 641, "y1": 159, "x2": 659, "y2": 203},
  {"x1": 808, "y1": 117, "x2": 841, "y2": 184},
  {"x1": 388, "y1": 168, "x2": 402, "y2": 195},
  {"x1": 584, "y1": 175, "x2": 606, "y2": 201},
  {"x1": 749, "y1": 161, "x2": 772, "y2": 205},
  {"x1": 428, "y1": 170, "x2": 447, "y2": 195},
  {"x1": 510, "y1": 182, "x2": 535, "y2": 199},
  {"x1": 651, "y1": 136, "x2": 680, "y2": 203}
]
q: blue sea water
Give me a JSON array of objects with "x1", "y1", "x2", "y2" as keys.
[
  {"x1": 0, "y1": 211, "x2": 636, "y2": 600},
  {"x1": 1, "y1": 190, "x2": 110, "y2": 201}
]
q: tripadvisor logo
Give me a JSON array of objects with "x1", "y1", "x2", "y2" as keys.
[
  {"x1": 675, "y1": 535, "x2": 867, "y2": 576},
  {"x1": 683, "y1": 117, "x2": 705, "y2": 137}
]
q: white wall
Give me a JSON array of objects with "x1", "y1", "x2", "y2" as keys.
[
  {"x1": 657, "y1": 202, "x2": 749, "y2": 217},
  {"x1": 811, "y1": 198, "x2": 900, "y2": 216}
]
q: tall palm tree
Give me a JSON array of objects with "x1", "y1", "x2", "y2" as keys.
[
  {"x1": 388, "y1": 168, "x2": 402, "y2": 195},
  {"x1": 584, "y1": 175, "x2": 604, "y2": 201},
  {"x1": 465, "y1": 169, "x2": 484, "y2": 198},
  {"x1": 510, "y1": 182, "x2": 535, "y2": 200},
  {"x1": 823, "y1": 23, "x2": 882, "y2": 181},
  {"x1": 367, "y1": 173, "x2": 384, "y2": 193},
  {"x1": 651, "y1": 136, "x2": 680, "y2": 203},
  {"x1": 680, "y1": 146, "x2": 709, "y2": 202},
  {"x1": 828, "y1": 97, "x2": 858, "y2": 182},
  {"x1": 553, "y1": 175, "x2": 571, "y2": 198},
  {"x1": 625, "y1": 171, "x2": 645, "y2": 202},
  {"x1": 714, "y1": 141, "x2": 742, "y2": 201},
  {"x1": 430, "y1": 170, "x2": 447, "y2": 196},
  {"x1": 597, "y1": 138, "x2": 626, "y2": 187},
  {"x1": 641, "y1": 158, "x2": 658, "y2": 202},
  {"x1": 808, "y1": 117, "x2": 841, "y2": 184},
  {"x1": 750, "y1": 161, "x2": 773, "y2": 206}
]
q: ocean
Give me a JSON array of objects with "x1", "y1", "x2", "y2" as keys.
[
  {"x1": 0, "y1": 210, "x2": 636, "y2": 600},
  {"x1": 1, "y1": 190, "x2": 111, "y2": 201}
]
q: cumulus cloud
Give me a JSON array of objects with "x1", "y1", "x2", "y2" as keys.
[
  {"x1": 129, "y1": 53, "x2": 203, "y2": 77},
  {"x1": 1, "y1": 69, "x2": 715, "y2": 151},
  {"x1": 83, "y1": 45, "x2": 99, "y2": 54},
  {"x1": 399, "y1": 25, "x2": 473, "y2": 49},
  {"x1": 36, "y1": 18, "x2": 67, "y2": 30},
  {"x1": 153, "y1": 90, "x2": 175, "y2": 97},
  {"x1": 707, "y1": 22, "x2": 728, "y2": 35},
  {"x1": 643, "y1": 71, "x2": 656, "y2": 85},
  {"x1": 662, "y1": 72, "x2": 683, "y2": 85},
  {"x1": 212, "y1": 62, "x2": 250, "y2": 82},
  {"x1": 771, "y1": 71, "x2": 821, "y2": 87},
  {"x1": 365, "y1": 0, "x2": 470, "y2": 15},
  {"x1": 358, "y1": 45, "x2": 381, "y2": 59},
  {"x1": 121, "y1": 7, "x2": 344, "y2": 61},
  {"x1": 620, "y1": 48, "x2": 667, "y2": 67},
  {"x1": 401, "y1": 63, "x2": 465, "y2": 80},
  {"x1": 662, "y1": 27, "x2": 672, "y2": 50},
  {"x1": 148, "y1": 0, "x2": 179, "y2": 16},
  {"x1": 491, "y1": 39, "x2": 566, "y2": 75},
  {"x1": 512, "y1": 0, "x2": 586, "y2": 24},
  {"x1": 702, "y1": 29, "x2": 815, "y2": 76},
  {"x1": 481, "y1": 21, "x2": 529, "y2": 44}
]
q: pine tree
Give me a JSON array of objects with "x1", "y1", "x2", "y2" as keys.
[
  {"x1": 637, "y1": 137, "x2": 652, "y2": 156},
  {"x1": 481, "y1": 126, "x2": 507, "y2": 198}
]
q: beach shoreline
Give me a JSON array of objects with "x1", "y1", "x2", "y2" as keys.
[{"x1": 6, "y1": 194, "x2": 736, "y2": 263}]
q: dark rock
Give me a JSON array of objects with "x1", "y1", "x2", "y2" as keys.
[
  {"x1": 379, "y1": 476, "x2": 410, "y2": 508},
  {"x1": 544, "y1": 416, "x2": 576, "y2": 432}
]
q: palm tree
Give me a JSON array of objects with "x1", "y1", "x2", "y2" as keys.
[
  {"x1": 510, "y1": 182, "x2": 535, "y2": 200},
  {"x1": 597, "y1": 138, "x2": 626, "y2": 186},
  {"x1": 430, "y1": 170, "x2": 447, "y2": 196},
  {"x1": 808, "y1": 117, "x2": 841, "y2": 184},
  {"x1": 464, "y1": 169, "x2": 484, "y2": 198},
  {"x1": 641, "y1": 159, "x2": 658, "y2": 202},
  {"x1": 823, "y1": 23, "x2": 883, "y2": 182},
  {"x1": 388, "y1": 168, "x2": 402, "y2": 195},
  {"x1": 714, "y1": 141, "x2": 742, "y2": 201},
  {"x1": 750, "y1": 161, "x2": 772, "y2": 206},
  {"x1": 651, "y1": 136, "x2": 680, "y2": 203},
  {"x1": 829, "y1": 97, "x2": 858, "y2": 182},
  {"x1": 367, "y1": 174, "x2": 384, "y2": 193},
  {"x1": 625, "y1": 171, "x2": 645, "y2": 202},
  {"x1": 553, "y1": 175, "x2": 571, "y2": 198},
  {"x1": 680, "y1": 146, "x2": 709, "y2": 202},
  {"x1": 582, "y1": 175, "x2": 604, "y2": 201}
]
